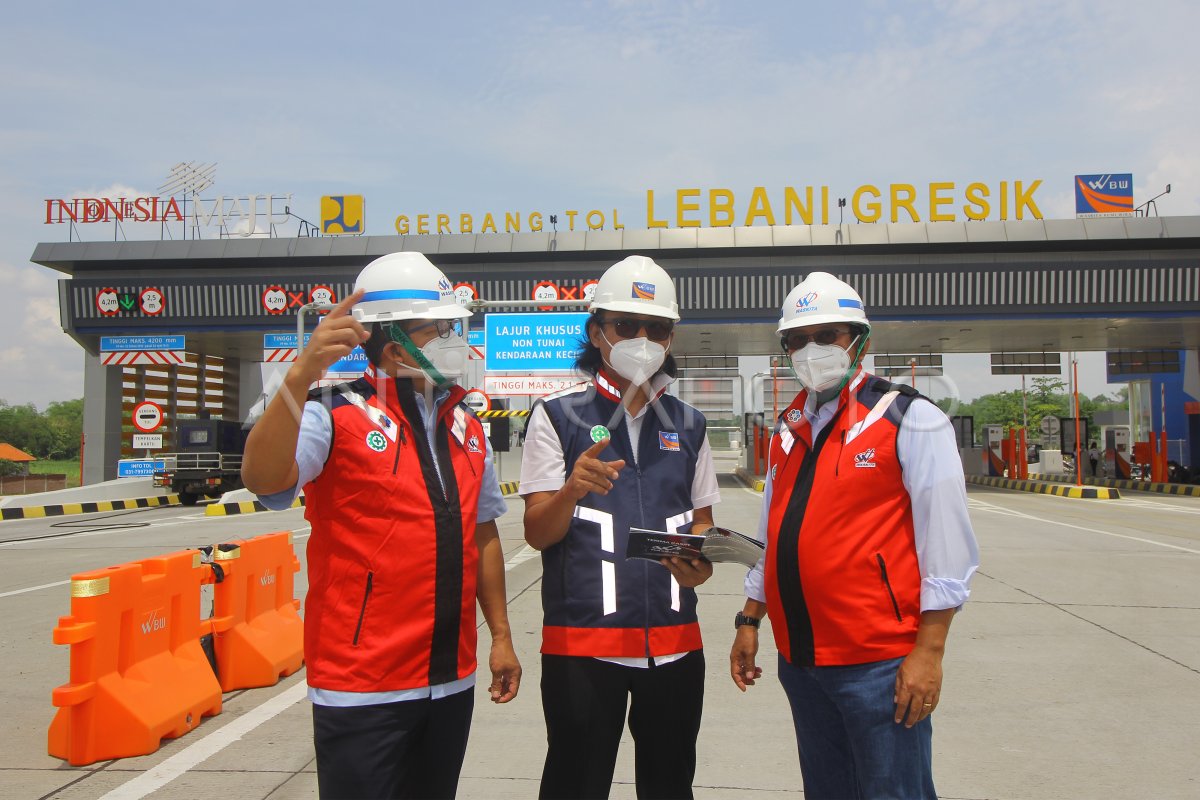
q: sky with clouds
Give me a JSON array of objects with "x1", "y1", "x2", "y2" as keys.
[{"x1": 2, "y1": 0, "x2": 1196, "y2": 409}]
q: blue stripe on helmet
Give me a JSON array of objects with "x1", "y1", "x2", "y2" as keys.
[
  {"x1": 360, "y1": 289, "x2": 442, "y2": 302},
  {"x1": 837, "y1": 298, "x2": 863, "y2": 309}
]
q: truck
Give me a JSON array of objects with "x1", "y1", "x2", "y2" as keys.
[{"x1": 153, "y1": 418, "x2": 248, "y2": 506}]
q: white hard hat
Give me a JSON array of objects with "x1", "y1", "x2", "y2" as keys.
[
  {"x1": 589, "y1": 255, "x2": 680, "y2": 321},
  {"x1": 777, "y1": 272, "x2": 871, "y2": 335},
  {"x1": 352, "y1": 252, "x2": 470, "y2": 323}
]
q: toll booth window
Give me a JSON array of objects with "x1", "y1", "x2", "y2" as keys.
[{"x1": 187, "y1": 430, "x2": 210, "y2": 445}]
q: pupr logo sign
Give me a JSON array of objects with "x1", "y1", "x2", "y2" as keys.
[{"x1": 321, "y1": 195, "x2": 365, "y2": 235}]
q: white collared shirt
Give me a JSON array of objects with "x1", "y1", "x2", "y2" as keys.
[{"x1": 744, "y1": 385, "x2": 978, "y2": 612}]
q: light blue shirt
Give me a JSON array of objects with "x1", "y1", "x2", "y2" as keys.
[{"x1": 256, "y1": 387, "x2": 508, "y2": 706}]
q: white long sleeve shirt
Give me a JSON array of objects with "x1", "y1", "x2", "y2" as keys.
[{"x1": 745, "y1": 391, "x2": 978, "y2": 612}]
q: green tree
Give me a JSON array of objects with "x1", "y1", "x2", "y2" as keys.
[
  {"x1": 45, "y1": 398, "x2": 84, "y2": 459},
  {"x1": 0, "y1": 398, "x2": 84, "y2": 459}
]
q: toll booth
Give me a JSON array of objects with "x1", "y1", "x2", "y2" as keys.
[
  {"x1": 743, "y1": 412, "x2": 769, "y2": 475},
  {"x1": 1059, "y1": 418, "x2": 1090, "y2": 464},
  {"x1": 983, "y1": 424, "x2": 1006, "y2": 476},
  {"x1": 486, "y1": 400, "x2": 510, "y2": 453},
  {"x1": 950, "y1": 416, "x2": 974, "y2": 449},
  {"x1": 1106, "y1": 426, "x2": 1132, "y2": 479}
]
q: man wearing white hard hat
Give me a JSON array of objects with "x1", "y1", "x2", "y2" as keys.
[
  {"x1": 520, "y1": 255, "x2": 720, "y2": 799},
  {"x1": 729, "y1": 272, "x2": 978, "y2": 800},
  {"x1": 242, "y1": 252, "x2": 521, "y2": 800}
]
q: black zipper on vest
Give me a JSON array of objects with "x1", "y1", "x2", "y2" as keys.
[
  {"x1": 352, "y1": 571, "x2": 374, "y2": 646},
  {"x1": 392, "y1": 426, "x2": 405, "y2": 474},
  {"x1": 875, "y1": 554, "x2": 903, "y2": 622},
  {"x1": 625, "y1": 420, "x2": 653, "y2": 660}
]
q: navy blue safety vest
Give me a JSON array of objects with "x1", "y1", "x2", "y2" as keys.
[{"x1": 536, "y1": 374, "x2": 708, "y2": 658}]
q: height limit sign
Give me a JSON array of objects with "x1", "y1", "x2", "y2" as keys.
[{"x1": 131, "y1": 400, "x2": 164, "y2": 433}]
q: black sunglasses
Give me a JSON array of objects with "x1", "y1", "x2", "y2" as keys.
[
  {"x1": 602, "y1": 316, "x2": 675, "y2": 342},
  {"x1": 780, "y1": 327, "x2": 851, "y2": 352},
  {"x1": 405, "y1": 319, "x2": 463, "y2": 340}
]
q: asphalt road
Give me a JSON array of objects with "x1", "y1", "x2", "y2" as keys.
[{"x1": 2, "y1": 478, "x2": 1198, "y2": 799}]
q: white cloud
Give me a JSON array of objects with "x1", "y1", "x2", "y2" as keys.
[{"x1": 0, "y1": 1, "x2": 1195, "y2": 410}]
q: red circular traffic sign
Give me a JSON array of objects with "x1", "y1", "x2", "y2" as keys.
[
  {"x1": 139, "y1": 287, "x2": 165, "y2": 315},
  {"x1": 132, "y1": 400, "x2": 164, "y2": 433},
  {"x1": 463, "y1": 388, "x2": 490, "y2": 414}
]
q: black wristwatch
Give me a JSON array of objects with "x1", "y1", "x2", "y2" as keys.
[{"x1": 734, "y1": 612, "x2": 761, "y2": 629}]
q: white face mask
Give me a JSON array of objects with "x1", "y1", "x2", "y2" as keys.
[
  {"x1": 604, "y1": 334, "x2": 667, "y2": 386},
  {"x1": 415, "y1": 334, "x2": 469, "y2": 388},
  {"x1": 790, "y1": 339, "x2": 856, "y2": 393}
]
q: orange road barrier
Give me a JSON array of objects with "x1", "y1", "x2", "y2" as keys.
[
  {"x1": 1145, "y1": 436, "x2": 1164, "y2": 483},
  {"x1": 1002, "y1": 433, "x2": 1016, "y2": 479},
  {"x1": 1017, "y1": 428, "x2": 1029, "y2": 480},
  {"x1": 1157, "y1": 430, "x2": 1169, "y2": 483},
  {"x1": 209, "y1": 531, "x2": 304, "y2": 692},
  {"x1": 48, "y1": 550, "x2": 222, "y2": 766}
]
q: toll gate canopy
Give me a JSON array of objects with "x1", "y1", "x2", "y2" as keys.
[{"x1": 32, "y1": 216, "x2": 1200, "y2": 482}]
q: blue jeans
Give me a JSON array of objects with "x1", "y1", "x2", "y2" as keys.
[{"x1": 777, "y1": 654, "x2": 936, "y2": 800}]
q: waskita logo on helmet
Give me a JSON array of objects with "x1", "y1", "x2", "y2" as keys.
[
  {"x1": 778, "y1": 271, "x2": 871, "y2": 395},
  {"x1": 352, "y1": 252, "x2": 471, "y2": 390}
]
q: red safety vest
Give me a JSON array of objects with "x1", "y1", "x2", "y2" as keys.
[
  {"x1": 764, "y1": 373, "x2": 922, "y2": 667},
  {"x1": 303, "y1": 367, "x2": 486, "y2": 692}
]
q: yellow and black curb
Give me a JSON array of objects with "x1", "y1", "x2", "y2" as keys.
[
  {"x1": 0, "y1": 494, "x2": 180, "y2": 521},
  {"x1": 204, "y1": 495, "x2": 306, "y2": 516},
  {"x1": 733, "y1": 467, "x2": 766, "y2": 493},
  {"x1": 205, "y1": 484, "x2": 524, "y2": 516},
  {"x1": 1030, "y1": 473, "x2": 1200, "y2": 497},
  {"x1": 966, "y1": 475, "x2": 1121, "y2": 499},
  {"x1": 478, "y1": 410, "x2": 530, "y2": 418}
]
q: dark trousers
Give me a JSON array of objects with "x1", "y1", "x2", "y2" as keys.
[
  {"x1": 311, "y1": 689, "x2": 474, "y2": 800},
  {"x1": 539, "y1": 650, "x2": 705, "y2": 800}
]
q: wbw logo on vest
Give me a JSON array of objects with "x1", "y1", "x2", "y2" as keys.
[
  {"x1": 854, "y1": 448, "x2": 877, "y2": 468},
  {"x1": 365, "y1": 430, "x2": 388, "y2": 452},
  {"x1": 141, "y1": 608, "x2": 167, "y2": 634}
]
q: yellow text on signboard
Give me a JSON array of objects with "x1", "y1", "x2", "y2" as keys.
[{"x1": 645, "y1": 181, "x2": 1044, "y2": 227}]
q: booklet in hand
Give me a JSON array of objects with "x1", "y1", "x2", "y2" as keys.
[{"x1": 626, "y1": 525, "x2": 765, "y2": 568}]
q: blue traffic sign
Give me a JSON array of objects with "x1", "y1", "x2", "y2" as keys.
[
  {"x1": 485, "y1": 312, "x2": 588, "y2": 372},
  {"x1": 327, "y1": 348, "x2": 369, "y2": 374},
  {"x1": 263, "y1": 332, "x2": 365, "y2": 373},
  {"x1": 263, "y1": 333, "x2": 312, "y2": 349},
  {"x1": 117, "y1": 459, "x2": 165, "y2": 478},
  {"x1": 100, "y1": 335, "x2": 185, "y2": 352}
]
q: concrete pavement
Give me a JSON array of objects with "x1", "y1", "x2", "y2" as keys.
[{"x1": 2, "y1": 474, "x2": 1199, "y2": 798}]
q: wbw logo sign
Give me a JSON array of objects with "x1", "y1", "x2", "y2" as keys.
[
  {"x1": 1074, "y1": 173, "x2": 1133, "y2": 218},
  {"x1": 260, "y1": 571, "x2": 276, "y2": 587},
  {"x1": 140, "y1": 608, "x2": 167, "y2": 634}
]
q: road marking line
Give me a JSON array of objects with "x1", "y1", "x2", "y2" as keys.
[
  {"x1": 970, "y1": 498, "x2": 1200, "y2": 554},
  {"x1": 505, "y1": 544, "x2": 539, "y2": 569},
  {"x1": 98, "y1": 681, "x2": 309, "y2": 800},
  {"x1": 97, "y1": 538, "x2": 534, "y2": 799},
  {"x1": 0, "y1": 579, "x2": 69, "y2": 598}
]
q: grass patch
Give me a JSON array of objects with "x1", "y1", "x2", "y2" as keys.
[{"x1": 29, "y1": 459, "x2": 81, "y2": 488}]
